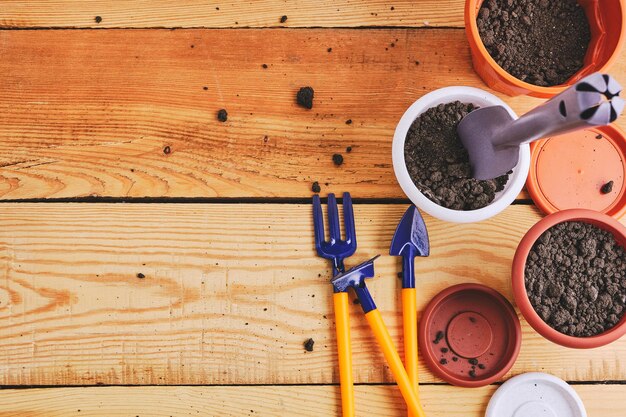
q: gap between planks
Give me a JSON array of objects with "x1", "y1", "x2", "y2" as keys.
[
  {"x1": 0, "y1": 1, "x2": 466, "y2": 29},
  {"x1": 0, "y1": 384, "x2": 622, "y2": 416}
]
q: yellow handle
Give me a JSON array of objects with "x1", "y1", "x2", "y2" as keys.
[
  {"x1": 365, "y1": 309, "x2": 426, "y2": 417},
  {"x1": 402, "y1": 288, "x2": 420, "y2": 417},
  {"x1": 333, "y1": 292, "x2": 355, "y2": 417}
]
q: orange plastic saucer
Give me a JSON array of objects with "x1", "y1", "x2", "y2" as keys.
[{"x1": 526, "y1": 125, "x2": 626, "y2": 219}]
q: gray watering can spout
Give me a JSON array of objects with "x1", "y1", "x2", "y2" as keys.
[{"x1": 457, "y1": 72, "x2": 624, "y2": 180}]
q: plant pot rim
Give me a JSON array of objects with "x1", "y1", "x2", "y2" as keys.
[
  {"x1": 512, "y1": 209, "x2": 626, "y2": 349},
  {"x1": 392, "y1": 86, "x2": 531, "y2": 223}
]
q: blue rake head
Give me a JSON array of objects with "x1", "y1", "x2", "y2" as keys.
[{"x1": 312, "y1": 192, "x2": 357, "y2": 276}]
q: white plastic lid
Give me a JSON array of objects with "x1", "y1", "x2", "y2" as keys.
[{"x1": 485, "y1": 373, "x2": 587, "y2": 417}]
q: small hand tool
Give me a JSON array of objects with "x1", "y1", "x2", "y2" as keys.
[
  {"x1": 458, "y1": 72, "x2": 624, "y2": 180},
  {"x1": 390, "y1": 205, "x2": 430, "y2": 417},
  {"x1": 331, "y1": 256, "x2": 427, "y2": 417},
  {"x1": 313, "y1": 193, "x2": 357, "y2": 417}
]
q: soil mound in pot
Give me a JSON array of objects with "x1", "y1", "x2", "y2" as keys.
[
  {"x1": 477, "y1": 0, "x2": 591, "y2": 87},
  {"x1": 525, "y1": 221, "x2": 626, "y2": 337},
  {"x1": 404, "y1": 101, "x2": 510, "y2": 211}
]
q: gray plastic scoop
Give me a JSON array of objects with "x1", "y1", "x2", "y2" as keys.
[{"x1": 457, "y1": 73, "x2": 624, "y2": 180}]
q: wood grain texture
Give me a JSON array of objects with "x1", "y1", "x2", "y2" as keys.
[
  {"x1": 0, "y1": 203, "x2": 624, "y2": 386},
  {"x1": 4, "y1": 29, "x2": 622, "y2": 200},
  {"x1": 0, "y1": 1, "x2": 465, "y2": 28},
  {"x1": 0, "y1": 384, "x2": 621, "y2": 417}
]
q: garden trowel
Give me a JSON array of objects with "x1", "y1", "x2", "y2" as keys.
[
  {"x1": 390, "y1": 205, "x2": 429, "y2": 417},
  {"x1": 458, "y1": 72, "x2": 624, "y2": 180}
]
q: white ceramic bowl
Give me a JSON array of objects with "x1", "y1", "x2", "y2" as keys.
[{"x1": 392, "y1": 86, "x2": 531, "y2": 223}]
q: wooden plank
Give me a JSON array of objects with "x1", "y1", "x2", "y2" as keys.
[
  {"x1": 0, "y1": 203, "x2": 625, "y2": 386},
  {"x1": 0, "y1": 384, "x2": 621, "y2": 416},
  {"x1": 4, "y1": 28, "x2": 619, "y2": 200},
  {"x1": 0, "y1": 1, "x2": 465, "y2": 28}
]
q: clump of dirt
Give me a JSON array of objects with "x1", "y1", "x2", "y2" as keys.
[
  {"x1": 217, "y1": 109, "x2": 228, "y2": 122},
  {"x1": 601, "y1": 181, "x2": 614, "y2": 194},
  {"x1": 332, "y1": 154, "x2": 344, "y2": 166},
  {"x1": 404, "y1": 101, "x2": 510, "y2": 210},
  {"x1": 304, "y1": 338, "x2": 314, "y2": 352},
  {"x1": 525, "y1": 221, "x2": 626, "y2": 337},
  {"x1": 312, "y1": 182, "x2": 321, "y2": 193},
  {"x1": 297, "y1": 87, "x2": 314, "y2": 109},
  {"x1": 477, "y1": 0, "x2": 591, "y2": 87}
]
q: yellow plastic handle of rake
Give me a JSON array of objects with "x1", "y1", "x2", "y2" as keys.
[
  {"x1": 402, "y1": 288, "x2": 420, "y2": 417},
  {"x1": 333, "y1": 292, "x2": 355, "y2": 417},
  {"x1": 365, "y1": 309, "x2": 426, "y2": 417}
]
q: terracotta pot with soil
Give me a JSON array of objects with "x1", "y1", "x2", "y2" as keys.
[
  {"x1": 392, "y1": 86, "x2": 530, "y2": 223},
  {"x1": 465, "y1": 0, "x2": 626, "y2": 97},
  {"x1": 512, "y1": 209, "x2": 626, "y2": 348}
]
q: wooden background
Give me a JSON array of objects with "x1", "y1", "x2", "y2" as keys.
[{"x1": 0, "y1": 1, "x2": 624, "y2": 416}]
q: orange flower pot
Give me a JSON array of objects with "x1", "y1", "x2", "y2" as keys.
[
  {"x1": 512, "y1": 209, "x2": 626, "y2": 348},
  {"x1": 465, "y1": 0, "x2": 626, "y2": 98}
]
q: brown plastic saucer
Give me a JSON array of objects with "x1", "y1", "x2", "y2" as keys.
[{"x1": 419, "y1": 283, "x2": 521, "y2": 388}]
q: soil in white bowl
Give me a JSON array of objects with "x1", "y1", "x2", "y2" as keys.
[{"x1": 404, "y1": 101, "x2": 510, "y2": 210}]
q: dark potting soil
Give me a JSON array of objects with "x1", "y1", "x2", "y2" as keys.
[
  {"x1": 404, "y1": 101, "x2": 510, "y2": 211},
  {"x1": 477, "y1": 0, "x2": 591, "y2": 87},
  {"x1": 525, "y1": 221, "x2": 626, "y2": 337}
]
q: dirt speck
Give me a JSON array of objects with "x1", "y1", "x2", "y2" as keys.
[
  {"x1": 280, "y1": 15, "x2": 288, "y2": 23},
  {"x1": 312, "y1": 181, "x2": 321, "y2": 193},
  {"x1": 601, "y1": 181, "x2": 614, "y2": 194},
  {"x1": 217, "y1": 109, "x2": 228, "y2": 122},
  {"x1": 297, "y1": 87, "x2": 314, "y2": 109},
  {"x1": 332, "y1": 154, "x2": 344, "y2": 166},
  {"x1": 163, "y1": 146, "x2": 171, "y2": 155},
  {"x1": 304, "y1": 338, "x2": 314, "y2": 352},
  {"x1": 95, "y1": 16, "x2": 102, "y2": 23}
]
